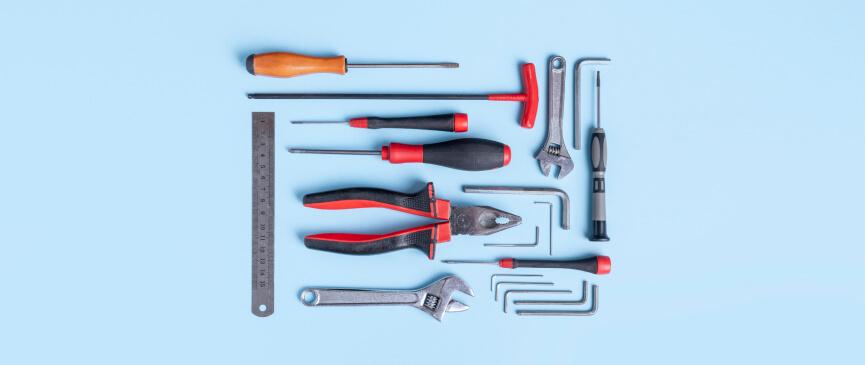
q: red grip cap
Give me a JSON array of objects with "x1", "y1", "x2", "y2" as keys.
[
  {"x1": 596, "y1": 256, "x2": 612, "y2": 275},
  {"x1": 348, "y1": 117, "x2": 368, "y2": 128},
  {"x1": 453, "y1": 113, "x2": 468, "y2": 132},
  {"x1": 503, "y1": 145, "x2": 511, "y2": 166},
  {"x1": 499, "y1": 258, "x2": 515, "y2": 269},
  {"x1": 381, "y1": 143, "x2": 424, "y2": 164}
]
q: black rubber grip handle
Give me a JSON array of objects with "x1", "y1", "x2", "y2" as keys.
[
  {"x1": 590, "y1": 128, "x2": 609, "y2": 241},
  {"x1": 508, "y1": 256, "x2": 611, "y2": 274},
  {"x1": 364, "y1": 113, "x2": 466, "y2": 132},
  {"x1": 422, "y1": 138, "x2": 510, "y2": 171},
  {"x1": 303, "y1": 183, "x2": 441, "y2": 219},
  {"x1": 304, "y1": 223, "x2": 442, "y2": 259}
]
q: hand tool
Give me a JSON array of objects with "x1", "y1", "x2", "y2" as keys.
[
  {"x1": 575, "y1": 58, "x2": 611, "y2": 149},
  {"x1": 484, "y1": 226, "x2": 539, "y2": 247},
  {"x1": 300, "y1": 275, "x2": 473, "y2": 322},
  {"x1": 302, "y1": 182, "x2": 521, "y2": 259},
  {"x1": 489, "y1": 274, "x2": 543, "y2": 291},
  {"x1": 247, "y1": 63, "x2": 539, "y2": 128},
  {"x1": 535, "y1": 56, "x2": 574, "y2": 179},
  {"x1": 291, "y1": 113, "x2": 469, "y2": 132},
  {"x1": 289, "y1": 138, "x2": 510, "y2": 172},
  {"x1": 517, "y1": 284, "x2": 598, "y2": 316},
  {"x1": 494, "y1": 281, "x2": 554, "y2": 301},
  {"x1": 534, "y1": 201, "x2": 553, "y2": 255},
  {"x1": 589, "y1": 71, "x2": 610, "y2": 242},
  {"x1": 462, "y1": 186, "x2": 570, "y2": 229},
  {"x1": 442, "y1": 255, "x2": 612, "y2": 275},
  {"x1": 246, "y1": 51, "x2": 458, "y2": 78},
  {"x1": 514, "y1": 281, "x2": 588, "y2": 305},
  {"x1": 251, "y1": 112, "x2": 275, "y2": 317},
  {"x1": 504, "y1": 289, "x2": 572, "y2": 313}
]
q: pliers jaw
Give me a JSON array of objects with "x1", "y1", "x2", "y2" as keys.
[{"x1": 450, "y1": 205, "x2": 522, "y2": 236}]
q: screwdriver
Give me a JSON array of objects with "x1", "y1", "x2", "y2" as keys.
[
  {"x1": 291, "y1": 113, "x2": 468, "y2": 132},
  {"x1": 288, "y1": 138, "x2": 510, "y2": 171},
  {"x1": 441, "y1": 255, "x2": 611, "y2": 275},
  {"x1": 246, "y1": 52, "x2": 458, "y2": 78},
  {"x1": 589, "y1": 71, "x2": 610, "y2": 241}
]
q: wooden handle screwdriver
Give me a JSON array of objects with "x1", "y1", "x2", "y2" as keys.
[{"x1": 246, "y1": 52, "x2": 458, "y2": 78}]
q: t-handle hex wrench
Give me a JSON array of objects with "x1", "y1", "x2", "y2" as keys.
[{"x1": 589, "y1": 71, "x2": 609, "y2": 241}]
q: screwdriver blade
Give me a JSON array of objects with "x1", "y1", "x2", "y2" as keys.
[
  {"x1": 290, "y1": 121, "x2": 347, "y2": 125},
  {"x1": 347, "y1": 62, "x2": 459, "y2": 68},
  {"x1": 440, "y1": 260, "x2": 497, "y2": 265},
  {"x1": 287, "y1": 148, "x2": 379, "y2": 155}
]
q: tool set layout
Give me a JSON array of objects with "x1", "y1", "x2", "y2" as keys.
[{"x1": 248, "y1": 51, "x2": 613, "y2": 321}]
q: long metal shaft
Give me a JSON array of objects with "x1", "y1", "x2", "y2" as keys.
[
  {"x1": 348, "y1": 62, "x2": 459, "y2": 68},
  {"x1": 290, "y1": 121, "x2": 346, "y2": 125},
  {"x1": 248, "y1": 93, "x2": 489, "y2": 100},
  {"x1": 440, "y1": 260, "x2": 496, "y2": 265},
  {"x1": 288, "y1": 148, "x2": 378, "y2": 155},
  {"x1": 596, "y1": 71, "x2": 601, "y2": 128}
]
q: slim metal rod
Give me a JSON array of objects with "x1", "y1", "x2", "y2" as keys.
[
  {"x1": 490, "y1": 274, "x2": 544, "y2": 291},
  {"x1": 516, "y1": 285, "x2": 598, "y2": 316},
  {"x1": 288, "y1": 148, "x2": 378, "y2": 155},
  {"x1": 348, "y1": 62, "x2": 459, "y2": 68},
  {"x1": 596, "y1": 71, "x2": 601, "y2": 128},
  {"x1": 504, "y1": 289, "x2": 572, "y2": 313},
  {"x1": 248, "y1": 93, "x2": 489, "y2": 100},
  {"x1": 290, "y1": 121, "x2": 346, "y2": 125},
  {"x1": 494, "y1": 282, "x2": 554, "y2": 301},
  {"x1": 440, "y1": 260, "x2": 496, "y2": 264},
  {"x1": 514, "y1": 281, "x2": 588, "y2": 305}
]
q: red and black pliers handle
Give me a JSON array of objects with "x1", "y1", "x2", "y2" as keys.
[{"x1": 302, "y1": 183, "x2": 452, "y2": 259}]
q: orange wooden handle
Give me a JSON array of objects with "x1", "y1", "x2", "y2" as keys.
[{"x1": 246, "y1": 52, "x2": 347, "y2": 78}]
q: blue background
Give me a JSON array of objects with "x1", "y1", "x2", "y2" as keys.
[{"x1": 1, "y1": 1, "x2": 864, "y2": 364}]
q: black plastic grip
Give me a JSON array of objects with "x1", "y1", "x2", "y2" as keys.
[
  {"x1": 303, "y1": 183, "x2": 437, "y2": 218},
  {"x1": 366, "y1": 114, "x2": 460, "y2": 132},
  {"x1": 304, "y1": 224, "x2": 440, "y2": 259},
  {"x1": 513, "y1": 257, "x2": 600, "y2": 273},
  {"x1": 422, "y1": 138, "x2": 509, "y2": 171}
]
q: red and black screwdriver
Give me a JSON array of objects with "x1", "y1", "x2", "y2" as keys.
[
  {"x1": 288, "y1": 138, "x2": 510, "y2": 171},
  {"x1": 291, "y1": 113, "x2": 468, "y2": 132},
  {"x1": 441, "y1": 255, "x2": 611, "y2": 275}
]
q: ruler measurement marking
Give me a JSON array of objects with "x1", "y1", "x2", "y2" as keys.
[{"x1": 252, "y1": 112, "x2": 274, "y2": 317}]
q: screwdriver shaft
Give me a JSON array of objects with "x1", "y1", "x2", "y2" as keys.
[
  {"x1": 440, "y1": 260, "x2": 496, "y2": 265},
  {"x1": 290, "y1": 121, "x2": 346, "y2": 125},
  {"x1": 288, "y1": 149, "x2": 378, "y2": 155},
  {"x1": 348, "y1": 63, "x2": 459, "y2": 68}
]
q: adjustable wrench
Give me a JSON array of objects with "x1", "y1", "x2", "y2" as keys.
[
  {"x1": 300, "y1": 275, "x2": 474, "y2": 321},
  {"x1": 535, "y1": 56, "x2": 573, "y2": 179}
]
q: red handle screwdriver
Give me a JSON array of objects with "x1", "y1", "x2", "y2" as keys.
[
  {"x1": 291, "y1": 113, "x2": 468, "y2": 132},
  {"x1": 442, "y1": 255, "x2": 611, "y2": 275},
  {"x1": 288, "y1": 138, "x2": 510, "y2": 171}
]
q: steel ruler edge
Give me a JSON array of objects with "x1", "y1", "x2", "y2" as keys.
[{"x1": 252, "y1": 112, "x2": 275, "y2": 317}]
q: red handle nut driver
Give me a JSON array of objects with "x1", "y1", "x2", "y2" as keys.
[
  {"x1": 248, "y1": 63, "x2": 539, "y2": 128},
  {"x1": 289, "y1": 138, "x2": 510, "y2": 171},
  {"x1": 442, "y1": 255, "x2": 612, "y2": 275},
  {"x1": 302, "y1": 182, "x2": 521, "y2": 259}
]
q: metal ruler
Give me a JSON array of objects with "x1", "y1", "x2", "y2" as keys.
[{"x1": 251, "y1": 112, "x2": 275, "y2": 317}]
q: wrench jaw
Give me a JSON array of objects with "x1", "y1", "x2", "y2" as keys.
[
  {"x1": 415, "y1": 276, "x2": 474, "y2": 321},
  {"x1": 535, "y1": 149, "x2": 574, "y2": 179}
]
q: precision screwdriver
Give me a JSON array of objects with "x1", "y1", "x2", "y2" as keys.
[
  {"x1": 288, "y1": 138, "x2": 510, "y2": 171},
  {"x1": 246, "y1": 52, "x2": 458, "y2": 78},
  {"x1": 291, "y1": 113, "x2": 468, "y2": 132},
  {"x1": 441, "y1": 255, "x2": 611, "y2": 275},
  {"x1": 589, "y1": 71, "x2": 610, "y2": 241}
]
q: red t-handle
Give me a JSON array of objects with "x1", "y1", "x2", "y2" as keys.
[{"x1": 487, "y1": 63, "x2": 539, "y2": 129}]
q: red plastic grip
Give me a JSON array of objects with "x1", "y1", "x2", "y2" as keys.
[
  {"x1": 453, "y1": 113, "x2": 468, "y2": 132},
  {"x1": 499, "y1": 258, "x2": 515, "y2": 269},
  {"x1": 348, "y1": 117, "x2": 368, "y2": 128},
  {"x1": 381, "y1": 143, "x2": 424, "y2": 164},
  {"x1": 596, "y1": 256, "x2": 612, "y2": 275},
  {"x1": 487, "y1": 63, "x2": 539, "y2": 128}
]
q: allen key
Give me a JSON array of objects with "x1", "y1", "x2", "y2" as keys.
[
  {"x1": 514, "y1": 281, "x2": 588, "y2": 305},
  {"x1": 503, "y1": 289, "x2": 572, "y2": 313},
  {"x1": 535, "y1": 201, "x2": 553, "y2": 255},
  {"x1": 517, "y1": 284, "x2": 599, "y2": 316},
  {"x1": 489, "y1": 274, "x2": 544, "y2": 291},
  {"x1": 494, "y1": 281, "x2": 553, "y2": 301},
  {"x1": 484, "y1": 226, "x2": 539, "y2": 247}
]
